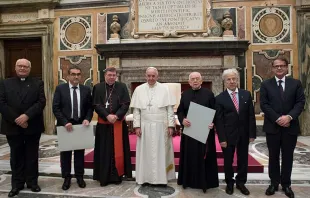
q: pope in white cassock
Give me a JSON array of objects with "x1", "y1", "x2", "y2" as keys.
[{"x1": 130, "y1": 67, "x2": 176, "y2": 186}]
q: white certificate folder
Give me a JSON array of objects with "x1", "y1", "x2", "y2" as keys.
[
  {"x1": 57, "y1": 124, "x2": 94, "y2": 151},
  {"x1": 183, "y1": 102, "x2": 216, "y2": 144}
]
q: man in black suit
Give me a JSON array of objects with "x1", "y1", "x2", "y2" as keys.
[
  {"x1": 260, "y1": 58, "x2": 305, "y2": 198},
  {"x1": 0, "y1": 58, "x2": 46, "y2": 197},
  {"x1": 215, "y1": 68, "x2": 256, "y2": 196},
  {"x1": 52, "y1": 65, "x2": 93, "y2": 190}
]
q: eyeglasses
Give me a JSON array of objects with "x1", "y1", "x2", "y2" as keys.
[
  {"x1": 272, "y1": 65, "x2": 287, "y2": 69},
  {"x1": 70, "y1": 73, "x2": 81, "y2": 77},
  {"x1": 16, "y1": 65, "x2": 30, "y2": 69}
]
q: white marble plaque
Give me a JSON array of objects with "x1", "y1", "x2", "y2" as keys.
[
  {"x1": 136, "y1": 0, "x2": 205, "y2": 33},
  {"x1": 1, "y1": 12, "x2": 38, "y2": 23}
]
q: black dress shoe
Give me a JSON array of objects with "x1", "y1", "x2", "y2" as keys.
[
  {"x1": 114, "y1": 180, "x2": 122, "y2": 185},
  {"x1": 31, "y1": 185, "x2": 41, "y2": 192},
  {"x1": 265, "y1": 185, "x2": 278, "y2": 196},
  {"x1": 62, "y1": 177, "x2": 71, "y2": 190},
  {"x1": 142, "y1": 183, "x2": 150, "y2": 187},
  {"x1": 123, "y1": 176, "x2": 135, "y2": 181},
  {"x1": 8, "y1": 187, "x2": 23, "y2": 197},
  {"x1": 76, "y1": 178, "x2": 86, "y2": 188},
  {"x1": 282, "y1": 187, "x2": 294, "y2": 198},
  {"x1": 236, "y1": 184, "x2": 250, "y2": 195},
  {"x1": 202, "y1": 188, "x2": 207, "y2": 193},
  {"x1": 225, "y1": 184, "x2": 234, "y2": 195}
]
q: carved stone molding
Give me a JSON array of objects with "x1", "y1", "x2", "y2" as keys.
[{"x1": 120, "y1": 66, "x2": 223, "y2": 96}]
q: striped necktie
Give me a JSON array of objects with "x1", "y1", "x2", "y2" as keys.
[{"x1": 231, "y1": 91, "x2": 239, "y2": 112}]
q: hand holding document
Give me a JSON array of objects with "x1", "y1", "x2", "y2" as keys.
[
  {"x1": 183, "y1": 102, "x2": 216, "y2": 144},
  {"x1": 57, "y1": 124, "x2": 94, "y2": 151}
]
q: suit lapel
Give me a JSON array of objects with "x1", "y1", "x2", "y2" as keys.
[
  {"x1": 66, "y1": 83, "x2": 72, "y2": 112},
  {"x1": 283, "y1": 77, "x2": 290, "y2": 101},
  {"x1": 79, "y1": 84, "x2": 84, "y2": 110},
  {"x1": 238, "y1": 90, "x2": 245, "y2": 113},
  {"x1": 224, "y1": 90, "x2": 238, "y2": 114}
]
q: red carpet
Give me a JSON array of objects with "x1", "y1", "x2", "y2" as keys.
[{"x1": 85, "y1": 134, "x2": 264, "y2": 173}]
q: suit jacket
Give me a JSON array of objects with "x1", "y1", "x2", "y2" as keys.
[
  {"x1": 0, "y1": 77, "x2": 46, "y2": 135},
  {"x1": 260, "y1": 77, "x2": 305, "y2": 135},
  {"x1": 52, "y1": 83, "x2": 93, "y2": 126},
  {"x1": 215, "y1": 89, "x2": 256, "y2": 145}
]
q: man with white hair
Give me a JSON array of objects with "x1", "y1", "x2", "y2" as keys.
[
  {"x1": 130, "y1": 67, "x2": 176, "y2": 186},
  {"x1": 177, "y1": 72, "x2": 219, "y2": 193},
  {"x1": 215, "y1": 68, "x2": 256, "y2": 196},
  {"x1": 0, "y1": 59, "x2": 46, "y2": 197}
]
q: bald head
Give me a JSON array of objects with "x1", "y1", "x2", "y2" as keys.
[
  {"x1": 188, "y1": 72, "x2": 202, "y2": 90},
  {"x1": 15, "y1": 58, "x2": 31, "y2": 78},
  {"x1": 189, "y1": 72, "x2": 201, "y2": 80}
]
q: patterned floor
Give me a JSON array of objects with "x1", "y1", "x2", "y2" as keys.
[{"x1": 0, "y1": 134, "x2": 310, "y2": 197}]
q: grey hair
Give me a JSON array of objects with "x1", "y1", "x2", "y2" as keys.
[
  {"x1": 16, "y1": 58, "x2": 31, "y2": 68},
  {"x1": 222, "y1": 68, "x2": 239, "y2": 80},
  {"x1": 146, "y1": 67, "x2": 158, "y2": 75}
]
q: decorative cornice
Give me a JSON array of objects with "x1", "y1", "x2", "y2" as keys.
[
  {"x1": 0, "y1": 0, "x2": 60, "y2": 9},
  {"x1": 56, "y1": 0, "x2": 129, "y2": 9},
  {"x1": 95, "y1": 40, "x2": 250, "y2": 58}
]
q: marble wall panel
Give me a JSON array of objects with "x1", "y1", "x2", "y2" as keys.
[
  {"x1": 97, "y1": 13, "x2": 107, "y2": 44},
  {"x1": 59, "y1": 15, "x2": 92, "y2": 50},
  {"x1": 252, "y1": 6, "x2": 291, "y2": 44},
  {"x1": 58, "y1": 55, "x2": 93, "y2": 88},
  {"x1": 252, "y1": 50, "x2": 291, "y2": 114},
  {"x1": 237, "y1": 6, "x2": 246, "y2": 39}
]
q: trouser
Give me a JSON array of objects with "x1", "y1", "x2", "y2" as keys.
[{"x1": 7, "y1": 133, "x2": 41, "y2": 188}]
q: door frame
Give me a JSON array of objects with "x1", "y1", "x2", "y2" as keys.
[{"x1": 0, "y1": 21, "x2": 55, "y2": 134}]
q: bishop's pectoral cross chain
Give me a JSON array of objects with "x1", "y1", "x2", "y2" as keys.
[{"x1": 105, "y1": 83, "x2": 115, "y2": 109}]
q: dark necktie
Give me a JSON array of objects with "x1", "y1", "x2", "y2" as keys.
[
  {"x1": 278, "y1": 80, "x2": 284, "y2": 100},
  {"x1": 72, "y1": 86, "x2": 79, "y2": 121}
]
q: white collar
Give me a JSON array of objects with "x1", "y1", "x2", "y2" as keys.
[
  {"x1": 69, "y1": 83, "x2": 79, "y2": 89},
  {"x1": 275, "y1": 76, "x2": 285, "y2": 83},
  {"x1": 227, "y1": 88, "x2": 238, "y2": 95}
]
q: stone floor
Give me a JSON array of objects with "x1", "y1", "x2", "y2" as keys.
[{"x1": 0, "y1": 134, "x2": 310, "y2": 197}]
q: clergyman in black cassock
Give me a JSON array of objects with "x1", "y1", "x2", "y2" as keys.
[
  {"x1": 177, "y1": 72, "x2": 219, "y2": 193},
  {"x1": 0, "y1": 59, "x2": 46, "y2": 197},
  {"x1": 92, "y1": 67, "x2": 132, "y2": 186}
]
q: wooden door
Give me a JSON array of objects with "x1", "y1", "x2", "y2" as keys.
[{"x1": 4, "y1": 38, "x2": 42, "y2": 78}]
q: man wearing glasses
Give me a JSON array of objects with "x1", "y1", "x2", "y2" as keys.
[
  {"x1": 260, "y1": 58, "x2": 305, "y2": 198},
  {"x1": 0, "y1": 59, "x2": 46, "y2": 197},
  {"x1": 53, "y1": 65, "x2": 93, "y2": 190}
]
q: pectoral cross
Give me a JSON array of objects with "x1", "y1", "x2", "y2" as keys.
[
  {"x1": 147, "y1": 102, "x2": 152, "y2": 110},
  {"x1": 105, "y1": 101, "x2": 109, "y2": 108}
]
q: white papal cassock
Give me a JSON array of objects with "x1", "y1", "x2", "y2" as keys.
[{"x1": 130, "y1": 82, "x2": 176, "y2": 185}]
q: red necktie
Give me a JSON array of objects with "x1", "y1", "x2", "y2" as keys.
[{"x1": 231, "y1": 91, "x2": 239, "y2": 112}]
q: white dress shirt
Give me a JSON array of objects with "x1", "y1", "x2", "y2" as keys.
[
  {"x1": 275, "y1": 76, "x2": 285, "y2": 91},
  {"x1": 69, "y1": 83, "x2": 81, "y2": 118},
  {"x1": 227, "y1": 87, "x2": 239, "y2": 104}
]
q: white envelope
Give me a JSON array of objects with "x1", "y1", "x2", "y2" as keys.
[
  {"x1": 183, "y1": 102, "x2": 216, "y2": 144},
  {"x1": 57, "y1": 124, "x2": 94, "y2": 151}
]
